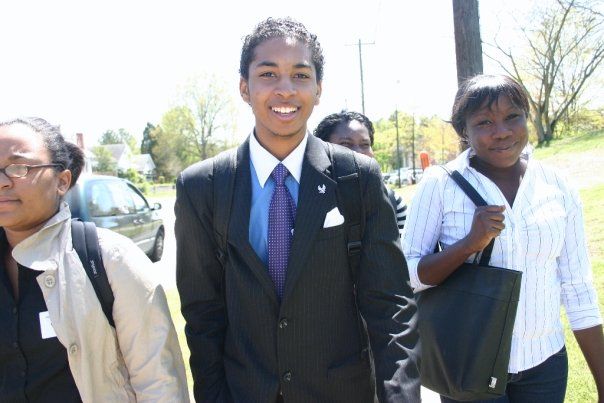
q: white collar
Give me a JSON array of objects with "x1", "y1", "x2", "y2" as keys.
[{"x1": 249, "y1": 131, "x2": 307, "y2": 188}]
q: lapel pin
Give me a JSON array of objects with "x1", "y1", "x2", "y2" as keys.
[{"x1": 318, "y1": 184, "x2": 326, "y2": 194}]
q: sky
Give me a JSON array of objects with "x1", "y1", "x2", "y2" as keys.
[{"x1": 1, "y1": 0, "x2": 539, "y2": 147}]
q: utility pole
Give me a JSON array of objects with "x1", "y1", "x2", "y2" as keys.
[
  {"x1": 452, "y1": 0, "x2": 483, "y2": 86},
  {"x1": 411, "y1": 114, "x2": 416, "y2": 184},
  {"x1": 395, "y1": 109, "x2": 402, "y2": 187},
  {"x1": 441, "y1": 124, "x2": 445, "y2": 163},
  {"x1": 347, "y1": 39, "x2": 374, "y2": 114},
  {"x1": 358, "y1": 39, "x2": 366, "y2": 114}
]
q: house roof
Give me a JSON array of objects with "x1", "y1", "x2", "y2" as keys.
[
  {"x1": 100, "y1": 144, "x2": 129, "y2": 161},
  {"x1": 132, "y1": 154, "x2": 156, "y2": 171}
]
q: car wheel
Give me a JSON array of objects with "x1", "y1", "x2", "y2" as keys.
[{"x1": 149, "y1": 228, "x2": 164, "y2": 263}]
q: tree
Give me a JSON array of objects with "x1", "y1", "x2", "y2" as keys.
[
  {"x1": 416, "y1": 116, "x2": 461, "y2": 164},
  {"x1": 373, "y1": 111, "x2": 417, "y2": 171},
  {"x1": 452, "y1": 0, "x2": 484, "y2": 85},
  {"x1": 91, "y1": 145, "x2": 117, "y2": 174},
  {"x1": 373, "y1": 112, "x2": 461, "y2": 172},
  {"x1": 488, "y1": 0, "x2": 604, "y2": 144},
  {"x1": 178, "y1": 74, "x2": 236, "y2": 160},
  {"x1": 99, "y1": 128, "x2": 138, "y2": 152},
  {"x1": 140, "y1": 122, "x2": 157, "y2": 154},
  {"x1": 148, "y1": 107, "x2": 200, "y2": 182}
]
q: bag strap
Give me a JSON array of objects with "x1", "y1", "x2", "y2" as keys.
[
  {"x1": 325, "y1": 143, "x2": 368, "y2": 356},
  {"x1": 71, "y1": 219, "x2": 115, "y2": 327},
  {"x1": 326, "y1": 143, "x2": 364, "y2": 285},
  {"x1": 212, "y1": 149, "x2": 237, "y2": 268},
  {"x1": 442, "y1": 167, "x2": 494, "y2": 265}
]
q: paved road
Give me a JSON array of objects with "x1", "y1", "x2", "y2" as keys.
[{"x1": 148, "y1": 197, "x2": 177, "y2": 290}]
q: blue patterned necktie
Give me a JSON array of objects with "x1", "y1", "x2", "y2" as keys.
[{"x1": 268, "y1": 163, "x2": 297, "y2": 300}]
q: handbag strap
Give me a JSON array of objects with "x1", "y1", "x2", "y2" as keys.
[{"x1": 442, "y1": 167, "x2": 495, "y2": 265}]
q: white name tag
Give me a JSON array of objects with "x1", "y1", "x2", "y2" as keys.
[{"x1": 39, "y1": 311, "x2": 57, "y2": 339}]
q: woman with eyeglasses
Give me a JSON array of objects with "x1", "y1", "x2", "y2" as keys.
[{"x1": 0, "y1": 117, "x2": 189, "y2": 402}]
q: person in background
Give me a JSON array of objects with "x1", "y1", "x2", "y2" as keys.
[
  {"x1": 0, "y1": 117, "x2": 189, "y2": 402},
  {"x1": 175, "y1": 17, "x2": 420, "y2": 403},
  {"x1": 403, "y1": 74, "x2": 604, "y2": 402},
  {"x1": 314, "y1": 110, "x2": 407, "y2": 235}
]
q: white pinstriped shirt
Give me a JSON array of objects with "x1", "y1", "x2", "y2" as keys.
[{"x1": 402, "y1": 149, "x2": 602, "y2": 373}]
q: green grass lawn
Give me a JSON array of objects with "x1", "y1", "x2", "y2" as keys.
[
  {"x1": 532, "y1": 131, "x2": 604, "y2": 160},
  {"x1": 167, "y1": 133, "x2": 603, "y2": 400},
  {"x1": 165, "y1": 290, "x2": 193, "y2": 394},
  {"x1": 564, "y1": 184, "x2": 604, "y2": 402}
]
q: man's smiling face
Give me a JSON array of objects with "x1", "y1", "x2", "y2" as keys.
[{"x1": 240, "y1": 36, "x2": 322, "y2": 146}]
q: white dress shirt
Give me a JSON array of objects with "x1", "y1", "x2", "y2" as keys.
[
  {"x1": 402, "y1": 149, "x2": 602, "y2": 373},
  {"x1": 249, "y1": 130, "x2": 307, "y2": 187}
]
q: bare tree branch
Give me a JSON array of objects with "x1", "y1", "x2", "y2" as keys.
[{"x1": 488, "y1": 0, "x2": 604, "y2": 143}]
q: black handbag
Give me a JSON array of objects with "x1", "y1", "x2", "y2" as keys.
[{"x1": 418, "y1": 169, "x2": 523, "y2": 401}]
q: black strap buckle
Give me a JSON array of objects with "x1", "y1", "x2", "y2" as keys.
[{"x1": 347, "y1": 241, "x2": 362, "y2": 256}]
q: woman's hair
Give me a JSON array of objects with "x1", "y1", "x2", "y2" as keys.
[
  {"x1": 314, "y1": 110, "x2": 375, "y2": 145},
  {"x1": 239, "y1": 17, "x2": 325, "y2": 82},
  {"x1": 450, "y1": 74, "x2": 530, "y2": 141},
  {"x1": 0, "y1": 117, "x2": 85, "y2": 188}
]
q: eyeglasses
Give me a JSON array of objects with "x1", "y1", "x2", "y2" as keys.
[{"x1": 0, "y1": 163, "x2": 65, "y2": 179}]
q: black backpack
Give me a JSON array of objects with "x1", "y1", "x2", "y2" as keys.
[
  {"x1": 211, "y1": 142, "x2": 364, "y2": 288},
  {"x1": 71, "y1": 219, "x2": 115, "y2": 327}
]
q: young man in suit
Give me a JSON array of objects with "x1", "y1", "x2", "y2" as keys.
[{"x1": 175, "y1": 18, "x2": 420, "y2": 403}]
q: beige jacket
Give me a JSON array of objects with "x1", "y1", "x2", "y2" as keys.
[{"x1": 11, "y1": 203, "x2": 189, "y2": 402}]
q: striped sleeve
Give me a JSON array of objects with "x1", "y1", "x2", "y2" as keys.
[
  {"x1": 402, "y1": 169, "x2": 443, "y2": 292},
  {"x1": 395, "y1": 193, "x2": 407, "y2": 232},
  {"x1": 557, "y1": 185, "x2": 603, "y2": 330}
]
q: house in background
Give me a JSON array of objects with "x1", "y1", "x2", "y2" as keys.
[
  {"x1": 102, "y1": 144, "x2": 133, "y2": 174},
  {"x1": 94, "y1": 143, "x2": 156, "y2": 180},
  {"x1": 74, "y1": 133, "x2": 94, "y2": 174},
  {"x1": 132, "y1": 154, "x2": 156, "y2": 181},
  {"x1": 69, "y1": 132, "x2": 156, "y2": 180}
]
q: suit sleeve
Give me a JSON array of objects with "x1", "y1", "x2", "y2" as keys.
[
  {"x1": 175, "y1": 166, "x2": 231, "y2": 402},
  {"x1": 357, "y1": 159, "x2": 421, "y2": 403}
]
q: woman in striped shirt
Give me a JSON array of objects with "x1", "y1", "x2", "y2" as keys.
[{"x1": 402, "y1": 75, "x2": 603, "y2": 402}]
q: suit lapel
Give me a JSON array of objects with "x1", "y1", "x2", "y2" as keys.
[
  {"x1": 283, "y1": 136, "x2": 337, "y2": 301},
  {"x1": 228, "y1": 139, "x2": 279, "y2": 305}
]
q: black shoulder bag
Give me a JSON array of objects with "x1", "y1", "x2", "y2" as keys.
[{"x1": 418, "y1": 169, "x2": 522, "y2": 401}]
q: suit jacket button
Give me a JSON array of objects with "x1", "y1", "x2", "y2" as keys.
[
  {"x1": 283, "y1": 371, "x2": 292, "y2": 382},
  {"x1": 279, "y1": 318, "x2": 288, "y2": 329}
]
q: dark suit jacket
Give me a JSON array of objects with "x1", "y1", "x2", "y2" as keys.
[{"x1": 175, "y1": 134, "x2": 420, "y2": 403}]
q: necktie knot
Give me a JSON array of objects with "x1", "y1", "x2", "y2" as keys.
[{"x1": 271, "y1": 163, "x2": 289, "y2": 186}]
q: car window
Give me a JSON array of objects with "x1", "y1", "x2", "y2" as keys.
[
  {"x1": 127, "y1": 184, "x2": 149, "y2": 212},
  {"x1": 87, "y1": 180, "x2": 135, "y2": 217}
]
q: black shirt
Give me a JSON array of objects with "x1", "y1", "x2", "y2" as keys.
[{"x1": 0, "y1": 230, "x2": 81, "y2": 403}]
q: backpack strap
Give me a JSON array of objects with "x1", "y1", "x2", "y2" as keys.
[
  {"x1": 71, "y1": 219, "x2": 115, "y2": 328},
  {"x1": 325, "y1": 143, "x2": 368, "y2": 357},
  {"x1": 326, "y1": 143, "x2": 364, "y2": 285},
  {"x1": 212, "y1": 149, "x2": 237, "y2": 268}
]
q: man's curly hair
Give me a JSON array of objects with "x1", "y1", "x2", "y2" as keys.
[{"x1": 239, "y1": 17, "x2": 324, "y2": 82}]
